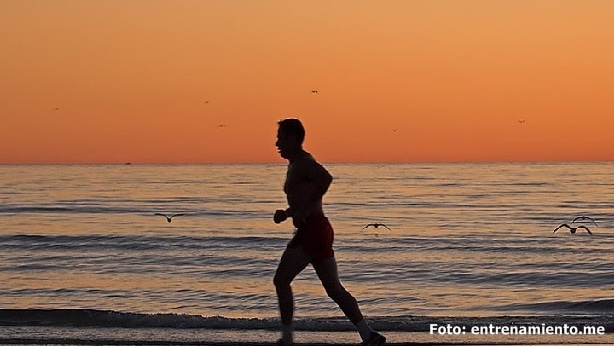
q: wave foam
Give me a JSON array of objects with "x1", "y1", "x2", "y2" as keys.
[{"x1": 1, "y1": 309, "x2": 612, "y2": 333}]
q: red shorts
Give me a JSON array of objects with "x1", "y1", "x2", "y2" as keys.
[{"x1": 290, "y1": 214, "x2": 334, "y2": 259}]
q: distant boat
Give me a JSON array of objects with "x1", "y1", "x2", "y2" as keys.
[{"x1": 124, "y1": 162, "x2": 131, "y2": 165}]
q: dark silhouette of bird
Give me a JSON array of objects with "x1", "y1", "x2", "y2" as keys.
[
  {"x1": 518, "y1": 119, "x2": 526, "y2": 124},
  {"x1": 311, "y1": 89, "x2": 318, "y2": 94},
  {"x1": 155, "y1": 213, "x2": 185, "y2": 223},
  {"x1": 553, "y1": 223, "x2": 592, "y2": 235},
  {"x1": 571, "y1": 215, "x2": 598, "y2": 227},
  {"x1": 362, "y1": 223, "x2": 391, "y2": 230}
]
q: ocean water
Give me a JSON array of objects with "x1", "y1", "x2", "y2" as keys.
[{"x1": 0, "y1": 163, "x2": 612, "y2": 345}]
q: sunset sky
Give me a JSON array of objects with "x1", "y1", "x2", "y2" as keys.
[{"x1": 2, "y1": 0, "x2": 613, "y2": 164}]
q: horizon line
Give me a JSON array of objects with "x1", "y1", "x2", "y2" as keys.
[{"x1": 1, "y1": 159, "x2": 612, "y2": 166}]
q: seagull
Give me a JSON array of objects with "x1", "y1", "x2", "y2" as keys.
[
  {"x1": 155, "y1": 213, "x2": 185, "y2": 223},
  {"x1": 553, "y1": 223, "x2": 592, "y2": 235},
  {"x1": 518, "y1": 119, "x2": 526, "y2": 124},
  {"x1": 362, "y1": 223, "x2": 391, "y2": 230},
  {"x1": 311, "y1": 89, "x2": 318, "y2": 94},
  {"x1": 571, "y1": 215, "x2": 598, "y2": 227}
]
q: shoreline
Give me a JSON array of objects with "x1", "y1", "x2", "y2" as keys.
[
  {"x1": 1, "y1": 328, "x2": 612, "y2": 346},
  {"x1": 0, "y1": 339, "x2": 612, "y2": 346}
]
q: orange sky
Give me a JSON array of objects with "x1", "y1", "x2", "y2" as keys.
[{"x1": 1, "y1": 0, "x2": 613, "y2": 164}]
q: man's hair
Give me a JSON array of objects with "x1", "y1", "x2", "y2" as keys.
[{"x1": 278, "y1": 118, "x2": 305, "y2": 144}]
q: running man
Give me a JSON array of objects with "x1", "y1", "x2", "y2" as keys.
[{"x1": 273, "y1": 118, "x2": 386, "y2": 346}]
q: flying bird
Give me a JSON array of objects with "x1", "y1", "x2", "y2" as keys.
[
  {"x1": 311, "y1": 89, "x2": 318, "y2": 94},
  {"x1": 362, "y1": 223, "x2": 391, "y2": 230},
  {"x1": 553, "y1": 223, "x2": 592, "y2": 235},
  {"x1": 155, "y1": 213, "x2": 185, "y2": 223},
  {"x1": 571, "y1": 215, "x2": 598, "y2": 227}
]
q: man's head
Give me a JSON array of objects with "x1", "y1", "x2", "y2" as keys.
[
  {"x1": 276, "y1": 118, "x2": 305, "y2": 160},
  {"x1": 277, "y1": 118, "x2": 305, "y2": 143}
]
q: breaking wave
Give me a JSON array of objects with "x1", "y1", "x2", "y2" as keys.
[{"x1": 1, "y1": 308, "x2": 612, "y2": 333}]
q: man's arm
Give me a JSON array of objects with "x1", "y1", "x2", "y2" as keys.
[
  {"x1": 304, "y1": 161, "x2": 332, "y2": 203},
  {"x1": 289, "y1": 160, "x2": 332, "y2": 222},
  {"x1": 273, "y1": 160, "x2": 332, "y2": 225}
]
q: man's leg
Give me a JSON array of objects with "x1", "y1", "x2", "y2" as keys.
[
  {"x1": 273, "y1": 245, "x2": 311, "y2": 343},
  {"x1": 313, "y1": 257, "x2": 385, "y2": 345},
  {"x1": 312, "y1": 257, "x2": 363, "y2": 324}
]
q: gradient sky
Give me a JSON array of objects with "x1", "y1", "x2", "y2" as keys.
[{"x1": 2, "y1": 0, "x2": 613, "y2": 164}]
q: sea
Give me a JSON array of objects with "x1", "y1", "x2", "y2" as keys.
[{"x1": 0, "y1": 163, "x2": 612, "y2": 345}]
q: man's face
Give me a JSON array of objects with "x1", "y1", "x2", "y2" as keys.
[{"x1": 276, "y1": 129, "x2": 299, "y2": 159}]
